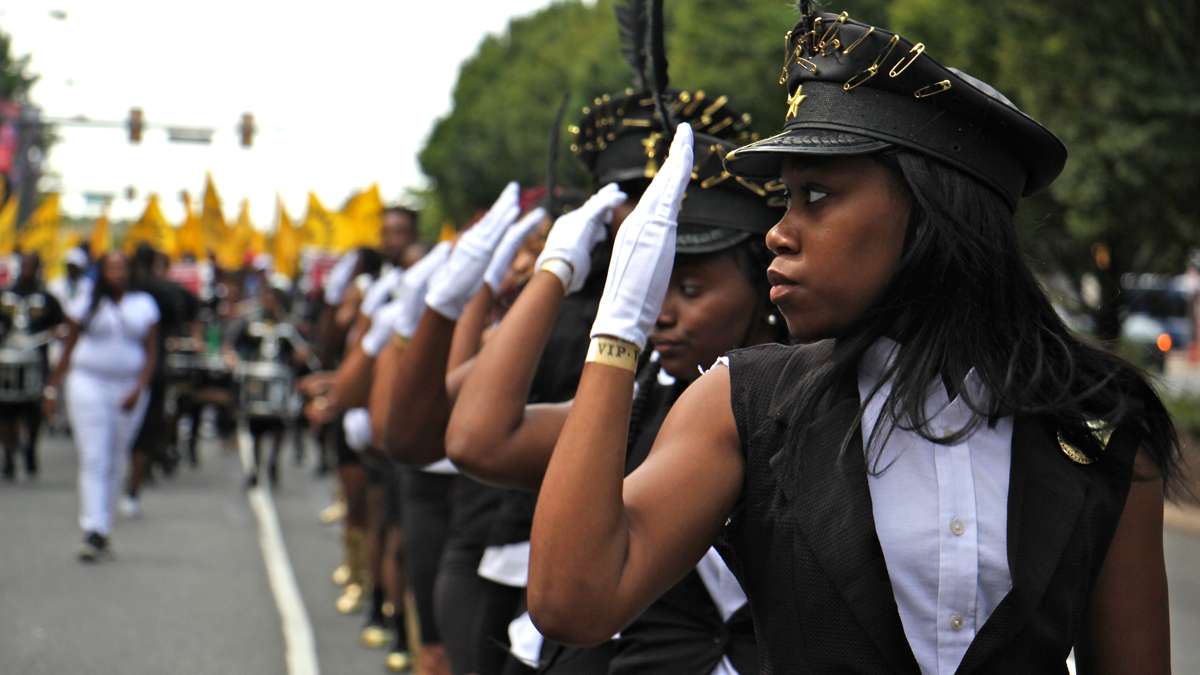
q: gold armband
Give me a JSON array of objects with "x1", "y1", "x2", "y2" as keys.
[{"x1": 585, "y1": 336, "x2": 640, "y2": 372}]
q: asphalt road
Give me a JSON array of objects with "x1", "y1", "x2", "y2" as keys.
[
  {"x1": 1, "y1": 432, "x2": 1198, "y2": 674},
  {"x1": 0, "y1": 430, "x2": 386, "y2": 675}
]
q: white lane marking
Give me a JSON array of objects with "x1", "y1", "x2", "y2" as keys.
[{"x1": 239, "y1": 424, "x2": 320, "y2": 675}]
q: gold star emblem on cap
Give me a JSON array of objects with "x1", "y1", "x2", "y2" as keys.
[{"x1": 785, "y1": 84, "x2": 807, "y2": 120}]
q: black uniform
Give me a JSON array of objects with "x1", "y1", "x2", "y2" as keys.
[
  {"x1": 721, "y1": 342, "x2": 1140, "y2": 673},
  {"x1": 0, "y1": 283, "x2": 65, "y2": 477}
]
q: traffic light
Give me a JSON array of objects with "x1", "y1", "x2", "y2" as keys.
[
  {"x1": 239, "y1": 112, "x2": 255, "y2": 148},
  {"x1": 128, "y1": 107, "x2": 144, "y2": 143}
]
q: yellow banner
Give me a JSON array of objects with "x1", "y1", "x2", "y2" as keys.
[
  {"x1": 271, "y1": 196, "x2": 301, "y2": 279},
  {"x1": 88, "y1": 213, "x2": 112, "y2": 256}
]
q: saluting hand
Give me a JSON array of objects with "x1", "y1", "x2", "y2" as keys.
[
  {"x1": 591, "y1": 123, "x2": 693, "y2": 350},
  {"x1": 536, "y1": 183, "x2": 627, "y2": 294},
  {"x1": 484, "y1": 207, "x2": 547, "y2": 293},
  {"x1": 389, "y1": 241, "x2": 452, "y2": 340},
  {"x1": 425, "y1": 182, "x2": 522, "y2": 320}
]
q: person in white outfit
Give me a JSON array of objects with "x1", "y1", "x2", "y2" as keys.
[{"x1": 44, "y1": 251, "x2": 160, "y2": 562}]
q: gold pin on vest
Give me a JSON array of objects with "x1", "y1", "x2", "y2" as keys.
[{"x1": 1057, "y1": 419, "x2": 1114, "y2": 465}]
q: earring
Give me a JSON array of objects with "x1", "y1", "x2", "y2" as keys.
[{"x1": 766, "y1": 314, "x2": 779, "y2": 326}]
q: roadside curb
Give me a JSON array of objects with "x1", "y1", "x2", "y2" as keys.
[{"x1": 1165, "y1": 502, "x2": 1200, "y2": 537}]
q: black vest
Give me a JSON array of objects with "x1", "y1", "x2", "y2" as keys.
[{"x1": 721, "y1": 342, "x2": 1138, "y2": 674}]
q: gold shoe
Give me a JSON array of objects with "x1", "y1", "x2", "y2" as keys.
[
  {"x1": 319, "y1": 500, "x2": 347, "y2": 525},
  {"x1": 331, "y1": 563, "x2": 351, "y2": 586},
  {"x1": 336, "y1": 583, "x2": 363, "y2": 614},
  {"x1": 360, "y1": 624, "x2": 391, "y2": 649},
  {"x1": 385, "y1": 650, "x2": 412, "y2": 672}
]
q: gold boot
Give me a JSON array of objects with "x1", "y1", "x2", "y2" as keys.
[
  {"x1": 361, "y1": 623, "x2": 391, "y2": 649},
  {"x1": 336, "y1": 528, "x2": 368, "y2": 614},
  {"x1": 385, "y1": 650, "x2": 413, "y2": 672},
  {"x1": 318, "y1": 499, "x2": 346, "y2": 525},
  {"x1": 331, "y1": 563, "x2": 351, "y2": 586},
  {"x1": 336, "y1": 582, "x2": 364, "y2": 614}
]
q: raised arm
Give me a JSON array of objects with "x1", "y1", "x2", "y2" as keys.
[
  {"x1": 369, "y1": 184, "x2": 528, "y2": 463},
  {"x1": 446, "y1": 185, "x2": 626, "y2": 488},
  {"x1": 530, "y1": 365, "x2": 743, "y2": 644},
  {"x1": 528, "y1": 125, "x2": 744, "y2": 642}
]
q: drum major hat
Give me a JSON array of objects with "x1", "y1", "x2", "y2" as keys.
[
  {"x1": 724, "y1": 5, "x2": 1068, "y2": 209},
  {"x1": 571, "y1": 0, "x2": 784, "y2": 253}
]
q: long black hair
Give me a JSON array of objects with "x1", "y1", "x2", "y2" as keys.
[
  {"x1": 785, "y1": 149, "x2": 1184, "y2": 494},
  {"x1": 81, "y1": 250, "x2": 127, "y2": 332}
]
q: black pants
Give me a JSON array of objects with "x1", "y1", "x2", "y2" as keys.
[
  {"x1": 401, "y1": 469, "x2": 453, "y2": 645},
  {"x1": 0, "y1": 401, "x2": 43, "y2": 475}
]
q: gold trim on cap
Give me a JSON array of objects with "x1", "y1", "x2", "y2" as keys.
[
  {"x1": 889, "y1": 42, "x2": 925, "y2": 78},
  {"x1": 842, "y1": 25, "x2": 875, "y2": 55},
  {"x1": 914, "y1": 79, "x2": 952, "y2": 98}
]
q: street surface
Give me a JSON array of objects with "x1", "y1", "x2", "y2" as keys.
[{"x1": 1, "y1": 432, "x2": 1198, "y2": 674}]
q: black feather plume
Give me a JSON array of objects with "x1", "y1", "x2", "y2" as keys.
[
  {"x1": 546, "y1": 94, "x2": 568, "y2": 217},
  {"x1": 616, "y1": 0, "x2": 647, "y2": 91},
  {"x1": 645, "y1": 0, "x2": 674, "y2": 141}
]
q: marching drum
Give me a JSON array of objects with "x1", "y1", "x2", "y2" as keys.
[
  {"x1": 236, "y1": 360, "x2": 294, "y2": 418},
  {"x1": 165, "y1": 350, "x2": 205, "y2": 383},
  {"x1": 0, "y1": 346, "x2": 43, "y2": 402}
]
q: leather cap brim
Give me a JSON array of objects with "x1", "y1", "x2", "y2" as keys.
[
  {"x1": 675, "y1": 224, "x2": 753, "y2": 255},
  {"x1": 725, "y1": 128, "x2": 891, "y2": 179}
]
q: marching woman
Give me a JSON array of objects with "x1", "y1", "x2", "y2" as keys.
[
  {"x1": 528, "y1": 9, "x2": 1178, "y2": 675},
  {"x1": 45, "y1": 250, "x2": 159, "y2": 562}
]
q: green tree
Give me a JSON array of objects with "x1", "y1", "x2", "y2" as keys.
[
  {"x1": 0, "y1": 31, "x2": 39, "y2": 99},
  {"x1": 418, "y1": 1, "x2": 893, "y2": 225},
  {"x1": 889, "y1": 0, "x2": 1200, "y2": 339}
]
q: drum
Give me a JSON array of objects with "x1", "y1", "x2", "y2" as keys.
[
  {"x1": 165, "y1": 350, "x2": 204, "y2": 383},
  {"x1": 236, "y1": 361, "x2": 294, "y2": 418},
  {"x1": 0, "y1": 347, "x2": 43, "y2": 402}
]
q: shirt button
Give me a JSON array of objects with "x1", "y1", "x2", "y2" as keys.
[
  {"x1": 949, "y1": 614, "x2": 964, "y2": 631},
  {"x1": 949, "y1": 518, "x2": 965, "y2": 536}
]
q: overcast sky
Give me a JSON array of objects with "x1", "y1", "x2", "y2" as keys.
[{"x1": 1, "y1": 0, "x2": 556, "y2": 225}]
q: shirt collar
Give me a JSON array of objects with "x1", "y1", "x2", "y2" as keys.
[{"x1": 858, "y1": 336, "x2": 991, "y2": 409}]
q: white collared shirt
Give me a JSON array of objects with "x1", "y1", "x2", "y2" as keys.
[{"x1": 857, "y1": 338, "x2": 1012, "y2": 675}]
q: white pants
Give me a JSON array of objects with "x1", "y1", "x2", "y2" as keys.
[{"x1": 66, "y1": 369, "x2": 148, "y2": 535}]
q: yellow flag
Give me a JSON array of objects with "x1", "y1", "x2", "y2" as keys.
[
  {"x1": 124, "y1": 194, "x2": 176, "y2": 255},
  {"x1": 271, "y1": 196, "x2": 301, "y2": 279},
  {"x1": 330, "y1": 189, "x2": 360, "y2": 253},
  {"x1": 88, "y1": 213, "x2": 112, "y2": 256},
  {"x1": 217, "y1": 199, "x2": 255, "y2": 270},
  {"x1": 200, "y1": 173, "x2": 229, "y2": 259},
  {"x1": 337, "y1": 183, "x2": 384, "y2": 251},
  {"x1": 300, "y1": 192, "x2": 333, "y2": 251},
  {"x1": 0, "y1": 194, "x2": 17, "y2": 257},
  {"x1": 176, "y1": 191, "x2": 205, "y2": 261},
  {"x1": 18, "y1": 193, "x2": 64, "y2": 279}
]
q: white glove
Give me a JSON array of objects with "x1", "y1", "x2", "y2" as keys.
[
  {"x1": 406, "y1": 241, "x2": 453, "y2": 288},
  {"x1": 361, "y1": 298, "x2": 406, "y2": 357},
  {"x1": 426, "y1": 182, "x2": 521, "y2": 319},
  {"x1": 390, "y1": 242, "x2": 452, "y2": 339},
  {"x1": 535, "y1": 183, "x2": 627, "y2": 294},
  {"x1": 484, "y1": 207, "x2": 546, "y2": 293},
  {"x1": 360, "y1": 267, "x2": 403, "y2": 317},
  {"x1": 343, "y1": 408, "x2": 372, "y2": 452},
  {"x1": 590, "y1": 124, "x2": 693, "y2": 350},
  {"x1": 323, "y1": 251, "x2": 360, "y2": 305}
]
